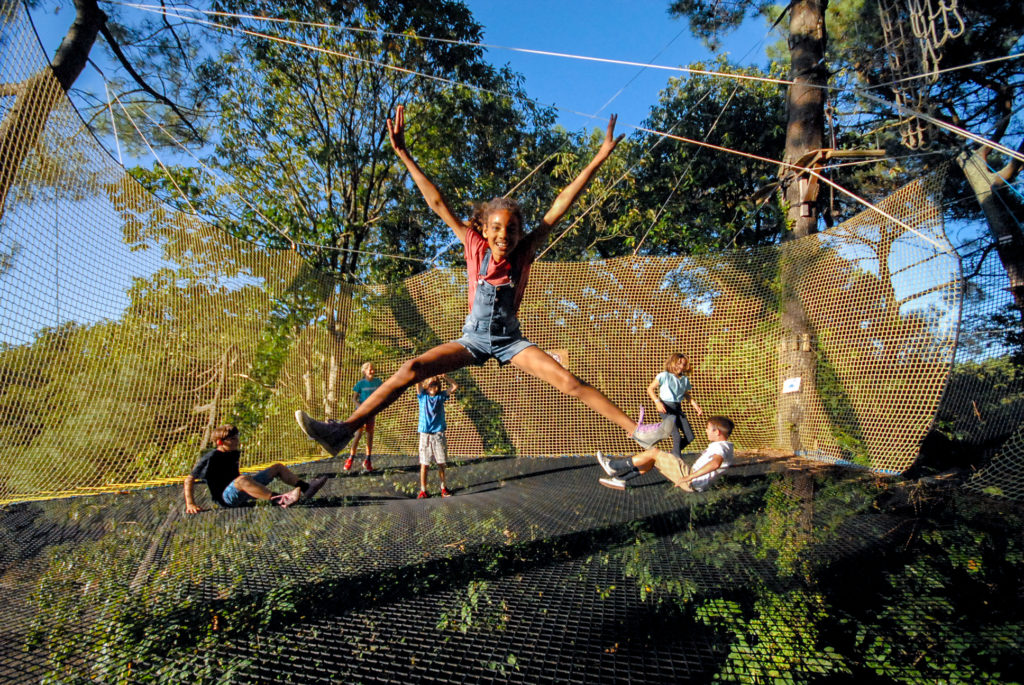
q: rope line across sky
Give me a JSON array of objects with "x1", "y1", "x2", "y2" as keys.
[{"x1": 79, "y1": 0, "x2": 1017, "y2": 261}]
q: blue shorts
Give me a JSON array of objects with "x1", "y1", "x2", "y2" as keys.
[
  {"x1": 220, "y1": 467, "x2": 275, "y2": 507},
  {"x1": 455, "y1": 321, "x2": 535, "y2": 366}
]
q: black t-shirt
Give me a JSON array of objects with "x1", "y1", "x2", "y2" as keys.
[{"x1": 190, "y1": 448, "x2": 241, "y2": 506}]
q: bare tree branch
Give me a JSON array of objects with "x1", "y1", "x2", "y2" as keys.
[
  {"x1": 98, "y1": 21, "x2": 201, "y2": 141},
  {"x1": 160, "y1": 0, "x2": 197, "y2": 79}
]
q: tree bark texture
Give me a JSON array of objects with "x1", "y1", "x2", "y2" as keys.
[
  {"x1": 777, "y1": 0, "x2": 828, "y2": 451},
  {"x1": 0, "y1": 0, "x2": 104, "y2": 219},
  {"x1": 956, "y1": 149, "x2": 1024, "y2": 317}
]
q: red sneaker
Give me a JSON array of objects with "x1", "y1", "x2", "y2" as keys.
[
  {"x1": 363, "y1": 459, "x2": 374, "y2": 472},
  {"x1": 343, "y1": 456, "x2": 354, "y2": 471},
  {"x1": 417, "y1": 490, "x2": 429, "y2": 499},
  {"x1": 440, "y1": 487, "x2": 452, "y2": 498}
]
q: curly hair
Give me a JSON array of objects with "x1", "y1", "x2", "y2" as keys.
[{"x1": 467, "y1": 197, "x2": 524, "y2": 236}]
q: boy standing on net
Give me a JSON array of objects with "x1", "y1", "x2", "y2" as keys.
[
  {"x1": 597, "y1": 416, "x2": 735, "y2": 492},
  {"x1": 417, "y1": 375, "x2": 457, "y2": 499},
  {"x1": 184, "y1": 424, "x2": 327, "y2": 512},
  {"x1": 347, "y1": 361, "x2": 383, "y2": 472}
]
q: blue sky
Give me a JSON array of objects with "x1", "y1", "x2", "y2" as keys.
[
  {"x1": 27, "y1": 1, "x2": 775, "y2": 139},
  {"x1": 464, "y1": 1, "x2": 774, "y2": 133}
]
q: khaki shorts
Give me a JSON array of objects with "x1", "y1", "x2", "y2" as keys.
[
  {"x1": 652, "y1": 450, "x2": 691, "y2": 490},
  {"x1": 419, "y1": 432, "x2": 447, "y2": 465}
]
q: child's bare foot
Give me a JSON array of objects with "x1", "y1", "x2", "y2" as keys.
[{"x1": 272, "y1": 487, "x2": 302, "y2": 508}]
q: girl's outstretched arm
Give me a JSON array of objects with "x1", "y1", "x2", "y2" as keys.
[
  {"x1": 388, "y1": 105, "x2": 469, "y2": 244},
  {"x1": 527, "y1": 114, "x2": 624, "y2": 250}
]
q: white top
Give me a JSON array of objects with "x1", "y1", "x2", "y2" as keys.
[
  {"x1": 655, "y1": 371, "x2": 691, "y2": 403},
  {"x1": 690, "y1": 440, "x2": 734, "y2": 492}
]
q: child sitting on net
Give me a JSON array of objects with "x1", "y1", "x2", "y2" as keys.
[
  {"x1": 184, "y1": 424, "x2": 327, "y2": 512},
  {"x1": 596, "y1": 415, "x2": 735, "y2": 492},
  {"x1": 295, "y1": 105, "x2": 672, "y2": 456}
]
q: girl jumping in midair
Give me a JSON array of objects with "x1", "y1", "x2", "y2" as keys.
[{"x1": 296, "y1": 106, "x2": 670, "y2": 455}]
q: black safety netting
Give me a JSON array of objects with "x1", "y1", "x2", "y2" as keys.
[{"x1": 1, "y1": 454, "x2": 1021, "y2": 683}]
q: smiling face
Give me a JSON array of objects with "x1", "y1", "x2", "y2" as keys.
[
  {"x1": 363, "y1": 363, "x2": 375, "y2": 380},
  {"x1": 672, "y1": 356, "x2": 689, "y2": 374},
  {"x1": 482, "y1": 209, "x2": 522, "y2": 262}
]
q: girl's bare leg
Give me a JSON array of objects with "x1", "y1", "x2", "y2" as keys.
[
  {"x1": 510, "y1": 346, "x2": 636, "y2": 433},
  {"x1": 344, "y1": 343, "x2": 476, "y2": 430}
]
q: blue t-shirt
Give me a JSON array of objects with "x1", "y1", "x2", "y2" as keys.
[
  {"x1": 417, "y1": 390, "x2": 450, "y2": 433},
  {"x1": 656, "y1": 371, "x2": 691, "y2": 403},
  {"x1": 353, "y1": 377, "x2": 383, "y2": 403}
]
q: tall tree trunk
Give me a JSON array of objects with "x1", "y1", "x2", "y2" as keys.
[
  {"x1": 777, "y1": 0, "x2": 828, "y2": 451},
  {"x1": 956, "y1": 148, "x2": 1024, "y2": 318},
  {"x1": 322, "y1": 283, "x2": 352, "y2": 420},
  {"x1": 0, "y1": 0, "x2": 104, "y2": 219}
]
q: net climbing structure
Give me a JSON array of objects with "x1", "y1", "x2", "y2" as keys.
[{"x1": 0, "y1": 1, "x2": 971, "y2": 505}]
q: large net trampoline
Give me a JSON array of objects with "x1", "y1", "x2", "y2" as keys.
[{"x1": 2, "y1": 1, "x2": 1024, "y2": 682}]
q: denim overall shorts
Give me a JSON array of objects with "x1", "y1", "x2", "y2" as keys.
[{"x1": 455, "y1": 249, "x2": 535, "y2": 366}]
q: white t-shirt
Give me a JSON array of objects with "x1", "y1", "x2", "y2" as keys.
[
  {"x1": 690, "y1": 440, "x2": 734, "y2": 491},
  {"x1": 655, "y1": 371, "x2": 691, "y2": 403}
]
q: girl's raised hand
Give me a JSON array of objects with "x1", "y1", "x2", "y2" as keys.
[
  {"x1": 600, "y1": 113, "x2": 626, "y2": 156},
  {"x1": 387, "y1": 105, "x2": 407, "y2": 154}
]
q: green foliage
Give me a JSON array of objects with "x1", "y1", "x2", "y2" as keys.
[
  {"x1": 436, "y1": 580, "x2": 509, "y2": 634},
  {"x1": 136, "y1": 0, "x2": 556, "y2": 284},
  {"x1": 14, "y1": 465, "x2": 1024, "y2": 682},
  {"x1": 699, "y1": 589, "x2": 852, "y2": 681},
  {"x1": 936, "y1": 355, "x2": 1024, "y2": 444},
  {"x1": 814, "y1": 347, "x2": 871, "y2": 465},
  {"x1": 626, "y1": 59, "x2": 788, "y2": 256},
  {"x1": 851, "y1": 495, "x2": 1024, "y2": 682},
  {"x1": 668, "y1": 0, "x2": 778, "y2": 50}
]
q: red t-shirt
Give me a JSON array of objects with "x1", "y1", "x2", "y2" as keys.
[{"x1": 463, "y1": 228, "x2": 534, "y2": 313}]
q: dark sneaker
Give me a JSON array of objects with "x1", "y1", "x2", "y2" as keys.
[
  {"x1": 343, "y1": 456, "x2": 354, "y2": 471},
  {"x1": 599, "y1": 477, "x2": 627, "y2": 491},
  {"x1": 302, "y1": 475, "x2": 328, "y2": 500},
  {"x1": 417, "y1": 490, "x2": 429, "y2": 499},
  {"x1": 295, "y1": 410, "x2": 352, "y2": 457},
  {"x1": 362, "y1": 459, "x2": 374, "y2": 472},
  {"x1": 440, "y1": 487, "x2": 452, "y2": 498},
  {"x1": 633, "y1": 419, "x2": 671, "y2": 449},
  {"x1": 595, "y1": 450, "x2": 616, "y2": 476}
]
